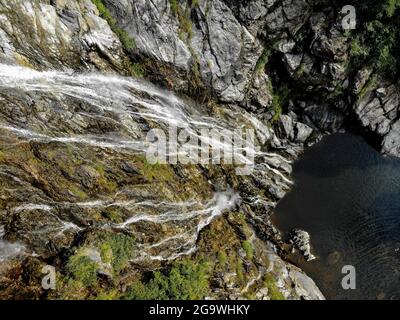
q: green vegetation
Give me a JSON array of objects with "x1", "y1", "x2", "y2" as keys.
[
  {"x1": 242, "y1": 240, "x2": 254, "y2": 260},
  {"x1": 217, "y1": 251, "x2": 227, "y2": 266},
  {"x1": 268, "y1": 82, "x2": 289, "y2": 124},
  {"x1": 69, "y1": 184, "x2": 87, "y2": 200},
  {"x1": 385, "y1": 0, "x2": 400, "y2": 16},
  {"x1": 264, "y1": 275, "x2": 285, "y2": 300},
  {"x1": 67, "y1": 252, "x2": 99, "y2": 287},
  {"x1": 91, "y1": 0, "x2": 135, "y2": 51},
  {"x1": 255, "y1": 48, "x2": 271, "y2": 73},
  {"x1": 168, "y1": 1, "x2": 204, "y2": 92},
  {"x1": 93, "y1": 162, "x2": 118, "y2": 192},
  {"x1": 359, "y1": 73, "x2": 379, "y2": 98},
  {"x1": 169, "y1": 0, "x2": 195, "y2": 41},
  {"x1": 130, "y1": 62, "x2": 145, "y2": 78},
  {"x1": 100, "y1": 242, "x2": 113, "y2": 264},
  {"x1": 349, "y1": 1, "x2": 400, "y2": 80},
  {"x1": 55, "y1": 232, "x2": 135, "y2": 299},
  {"x1": 101, "y1": 208, "x2": 124, "y2": 223},
  {"x1": 293, "y1": 63, "x2": 306, "y2": 80},
  {"x1": 97, "y1": 232, "x2": 136, "y2": 272},
  {"x1": 350, "y1": 36, "x2": 369, "y2": 59},
  {"x1": 236, "y1": 259, "x2": 245, "y2": 284},
  {"x1": 94, "y1": 290, "x2": 120, "y2": 300},
  {"x1": 125, "y1": 260, "x2": 210, "y2": 300},
  {"x1": 135, "y1": 154, "x2": 175, "y2": 182}
]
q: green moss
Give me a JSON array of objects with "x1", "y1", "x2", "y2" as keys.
[
  {"x1": 94, "y1": 290, "x2": 120, "y2": 300},
  {"x1": 135, "y1": 154, "x2": 175, "y2": 182},
  {"x1": 293, "y1": 63, "x2": 306, "y2": 80},
  {"x1": 350, "y1": 36, "x2": 370, "y2": 59},
  {"x1": 69, "y1": 185, "x2": 87, "y2": 200},
  {"x1": 56, "y1": 276, "x2": 88, "y2": 300},
  {"x1": 217, "y1": 251, "x2": 227, "y2": 266},
  {"x1": 130, "y1": 62, "x2": 145, "y2": 78},
  {"x1": 101, "y1": 208, "x2": 124, "y2": 223},
  {"x1": 125, "y1": 260, "x2": 210, "y2": 300},
  {"x1": 255, "y1": 48, "x2": 271, "y2": 73},
  {"x1": 100, "y1": 243, "x2": 113, "y2": 264},
  {"x1": 264, "y1": 275, "x2": 285, "y2": 300},
  {"x1": 376, "y1": 44, "x2": 397, "y2": 75},
  {"x1": 169, "y1": 0, "x2": 194, "y2": 41},
  {"x1": 93, "y1": 162, "x2": 118, "y2": 192},
  {"x1": 236, "y1": 259, "x2": 244, "y2": 284},
  {"x1": 242, "y1": 240, "x2": 254, "y2": 260},
  {"x1": 67, "y1": 253, "x2": 98, "y2": 287},
  {"x1": 359, "y1": 73, "x2": 378, "y2": 99},
  {"x1": 268, "y1": 82, "x2": 288, "y2": 124},
  {"x1": 91, "y1": 0, "x2": 135, "y2": 51},
  {"x1": 169, "y1": 0, "x2": 180, "y2": 13},
  {"x1": 98, "y1": 176, "x2": 118, "y2": 192},
  {"x1": 115, "y1": 28, "x2": 135, "y2": 51}
]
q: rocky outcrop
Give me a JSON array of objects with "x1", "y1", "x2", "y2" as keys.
[
  {"x1": 104, "y1": 0, "x2": 265, "y2": 103},
  {"x1": 354, "y1": 79, "x2": 400, "y2": 157},
  {"x1": 289, "y1": 229, "x2": 316, "y2": 262},
  {"x1": 0, "y1": 0, "x2": 399, "y2": 301},
  {"x1": 0, "y1": 0, "x2": 129, "y2": 72}
]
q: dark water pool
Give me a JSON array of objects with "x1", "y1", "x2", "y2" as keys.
[{"x1": 274, "y1": 134, "x2": 400, "y2": 300}]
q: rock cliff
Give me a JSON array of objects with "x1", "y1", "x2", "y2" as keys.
[{"x1": 0, "y1": 0, "x2": 398, "y2": 300}]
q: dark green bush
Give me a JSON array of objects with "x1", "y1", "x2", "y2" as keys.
[
  {"x1": 125, "y1": 260, "x2": 210, "y2": 300},
  {"x1": 67, "y1": 254, "x2": 98, "y2": 287}
]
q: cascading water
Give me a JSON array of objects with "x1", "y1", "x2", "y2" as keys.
[
  {"x1": 0, "y1": 64, "x2": 291, "y2": 263},
  {"x1": 0, "y1": 225, "x2": 25, "y2": 262}
]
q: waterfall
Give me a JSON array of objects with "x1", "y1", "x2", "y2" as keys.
[
  {"x1": 0, "y1": 225, "x2": 25, "y2": 262},
  {"x1": 0, "y1": 63, "x2": 290, "y2": 262}
]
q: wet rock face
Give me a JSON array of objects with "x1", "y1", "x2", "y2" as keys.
[
  {"x1": 0, "y1": 0, "x2": 398, "y2": 301},
  {"x1": 100, "y1": 0, "x2": 358, "y2": 134},
  {"x1": 104, "y1": 0, "x2": 263, "y2": 102},
  {"x1": 0, "y1": 0, "x2": 128, "y2": 71},
  {"x1": 0, "y1": 56, "x2": 314, "y2": 298}
]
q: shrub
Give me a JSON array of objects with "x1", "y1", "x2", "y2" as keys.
[
  {"x1": 385, "y1": 0, "x2": 400, "y2": 17},
  {"x1": 125, "y1": 260, "x2": 210, "y2": 300},
  {"x1": 98, "y1": 232, "x2": 136, "y2": 272},
  {"x1": 67, "y1": 254, "x2": 98, "y2": 287},
  {"x1": 348, "y1": 2, "x2": 399, "y2": 80}
]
